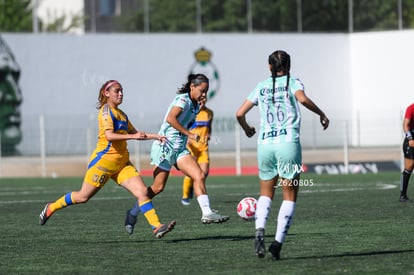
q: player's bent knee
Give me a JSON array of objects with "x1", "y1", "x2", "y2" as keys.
[{"x1": 193, "y1": 172, "x2": 205, "y2": 183}]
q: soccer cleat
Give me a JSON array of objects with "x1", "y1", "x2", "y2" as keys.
[
  {"x1": 181, "y1": 187, "x2": 193, "y2": 205},
  {"x1": 124, "y1": 209, "x2": 138, "y2": 235},
  {"x1": 268, "y1": 241, "x2": 282, "y2": 260},
  {"x1": 255, "y1": 228, "x2": 265, "y2": 258},
  {"x1": 153, "y1": 220, "x2": 176, "y2": 238},
  {"x1": 39, "y1": 203, "x2": 51, "y2": 225},
  {"x1": 181, "y1": 198, "x2": 191, "y2": 206},
  {"x1": 201, "y1": 212, "x2": 230, "y2": 224},
  {"x1": 399, "y1": 195, "x2": 412, "y2": 202}
]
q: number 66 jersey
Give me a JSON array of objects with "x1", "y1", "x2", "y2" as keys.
[{"x1": 247, "y1": 75, "x2": 304, "y2": 145}]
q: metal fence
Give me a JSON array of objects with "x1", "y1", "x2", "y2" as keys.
[
  {"x1": 0, "y1": 112, "x2": 404, "y2": 178},
  {"x1": 14, "y1": 111, "x2": 403, "y2": 157}
]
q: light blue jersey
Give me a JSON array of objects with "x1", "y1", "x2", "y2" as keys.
[
  {"x1": 247, "y1": 75, "x2": 304, "y2": 144},
  {"x1": 159, "y1": 93, "x2": 199, "y2": 150},
  {"x1": 151, "y1": 93, "x2": 199, "y2": 170}
]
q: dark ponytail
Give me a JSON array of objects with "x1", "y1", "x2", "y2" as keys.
[
  {"x1": 268, "y1": 50, "x2": 291, "y2": 101},
  {"x1": 177, "y1": 73, "x2": 209, "y2": 94},
  {"x1": 269, "y1": 56, "x2": 278, "y2": 103}
]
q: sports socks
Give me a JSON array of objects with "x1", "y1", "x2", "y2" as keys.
[
  {"x1": 48, "y1": 192, "x2": 76, "y2": 216},
  {"x1": 255, "y1": 195, "x2": 272, "y2": 230},
  {"x1": 182, "y1": 176, "x2": 193, "y2": 199},
  {"x1": 130, "y1": 202, "x2": 141, "y2": 216},
  {"x1": 197, "y1": 194, "x2": 213, "y2": 216},
  {"x1": 139, "y1": 200, "x2": 161, "y2": 229},
  {"x1": 275, "y1": 200, "x2": 296, "y2": 243},
  {"x1": 400, "y1": 169, "x2": 411, "y2": 196}
]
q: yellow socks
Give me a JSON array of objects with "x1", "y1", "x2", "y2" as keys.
[
  {"x1": 139, "y1": 200, "x2": 161, "y2": 229},
  {"x1": 182, "y1": 176, "x2": 193, "y2": 199},
  {"x1": 48, "y1": 192, "x2": 76, "y2": 216}
]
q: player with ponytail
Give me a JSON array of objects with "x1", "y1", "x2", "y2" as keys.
[
  {"x1": 39, "y1": 80, "x2": 175, "y2": 238},
  {"x1": 124, "y1": 74, "x2": 229, "y2": 235},
  {"x1": 236, "y1": 50, "x2": 329, "y2": 260}
]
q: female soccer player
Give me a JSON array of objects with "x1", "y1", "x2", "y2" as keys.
[
  {"x1": 399, "y1": 102, "x2": 414, "y2": 202},
  {"x1": 236, "y1": 50, "x2": 329, "y2": 260},
  {"x1": 124, "y1": 74, "x2": 229, "y2": 235},
  {"x1": 181, "y1": 97, "x2": 213, "y2": 205},
  {"x1": 39, "y1": 80, "x2": 175, "y2": 238}
]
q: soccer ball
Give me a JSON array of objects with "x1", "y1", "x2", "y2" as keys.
[{"x1": 237, "y1": 197, "x2": 257, "y2": 221}]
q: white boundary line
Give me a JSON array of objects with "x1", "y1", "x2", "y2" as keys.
[{"x1": 0, "y1": 182, "x2": 398, "y2": 204}]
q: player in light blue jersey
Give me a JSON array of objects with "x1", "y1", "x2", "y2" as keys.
[
  {"x1": 124, "y1": 74, "x2": 229, "y2": 234},
  {"x1": 236, "y1": 50, "x2": 329, "y2": 260}
]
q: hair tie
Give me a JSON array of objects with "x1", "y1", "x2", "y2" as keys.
[{"x1": 104, "y1": 80, "x2": 119, "y2": 91}]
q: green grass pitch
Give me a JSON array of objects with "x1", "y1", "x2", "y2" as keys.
[{"x1": 1, "y1": 172, "x2": 413, "y2": 274}]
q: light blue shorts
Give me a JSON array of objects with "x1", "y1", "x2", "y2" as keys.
[
  {"x1": 257, "y1": 142, "x2": 302, "y2": 180},
  {"x1": 150, "y1": 140, "x2": 190, "y2": 171}
]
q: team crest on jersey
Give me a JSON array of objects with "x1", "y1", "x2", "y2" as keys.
[{"x1": 189, "y1": 47, "x2": 220, "y2": 100}]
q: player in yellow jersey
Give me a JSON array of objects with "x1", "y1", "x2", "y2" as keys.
[
  {"x1": 181, "y1": 97, "x2": 213, "y2": 205},
  {"x1": 38, "y1": 80, "x2": 175, "y2": 238}
]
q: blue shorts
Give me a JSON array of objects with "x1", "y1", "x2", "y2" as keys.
[
  {"x1": 150, "y1": 140, "x2": 191, "y2": 171},
  {"x1": 257, "y1": 142, "x2": 302, "y2": 180}
]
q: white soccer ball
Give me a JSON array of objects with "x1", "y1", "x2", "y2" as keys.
[{"x1": 237, "y1": 197, "x2": 257, "y2": 221}]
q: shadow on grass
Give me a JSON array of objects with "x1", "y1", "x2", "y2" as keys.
[
  {"x1": 83, "y1": 233, "x2": 267, "y2": 244},
  {"x1": 167, "y1": 235, "x2": 254, "y2": 243},
  {"x1": 164, "y1": 232, "x2": 281, "y2": 243},
  {"x1": 291, "y1": 249, "x2": 414, "y2": 260}
]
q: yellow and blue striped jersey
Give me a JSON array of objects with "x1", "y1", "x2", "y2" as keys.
[
  {"x1": 187, "y1": 107, "x2": 213, "y2": 152},
  {"x1": 88, "y1": 104, "x2": 135, "y2": 168}
]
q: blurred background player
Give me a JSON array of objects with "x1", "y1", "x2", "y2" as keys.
[
  {"x1": 236, "y1": 50, "x2": 329, "y2": 260},
  {"x1": 181, "y1": 97, "x2": 213, "y2": 205},
  {"x1": 39, "y1": 80, "x2": 175, "y2": 238},
  {"x1": 399, "y1": 102, "x2": 414, "y2": 202},
  {"x1": 0, "y1": 35, "x2": 22, "y2": 156},
  {"x1": 124, "y1": 74, "x2": 229, "y2": 235}
]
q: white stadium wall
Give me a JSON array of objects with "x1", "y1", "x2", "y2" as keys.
[
  {"x1": 2, "y1": 31, "x2": 409, "y2": 155},
  {"x1": 349, "y1": 31, "x2": 414, "y2": 146}
]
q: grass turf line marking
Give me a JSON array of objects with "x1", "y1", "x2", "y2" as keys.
[{"x1": 0, "y1": 183, "x2": 397, "y2": 204}]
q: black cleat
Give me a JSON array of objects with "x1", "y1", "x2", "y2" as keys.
[
  {"x1": 255, "y1": 228, "x2": 265, "y2": 258},
  {"x1": 39, "y1": 203, "x2": 50, "y2": 225},
  {"x1": 399, "y1": 195, "x2": 412, "y2": 202},
  {"x1": 268, "y1": 241, "x2": 282, "y2": 260}
]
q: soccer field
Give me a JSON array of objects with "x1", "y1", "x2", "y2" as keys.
[{"x1": 1, "y1": 172, "x2": 413, "y2": 274}]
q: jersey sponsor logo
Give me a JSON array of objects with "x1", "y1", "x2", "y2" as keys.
[
  {"x1": 261, "y1": 129, "x2": 287, "y2": 140},
  {"x1": 259, "y1": 87, "x2": 287, "y2": 96}
]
